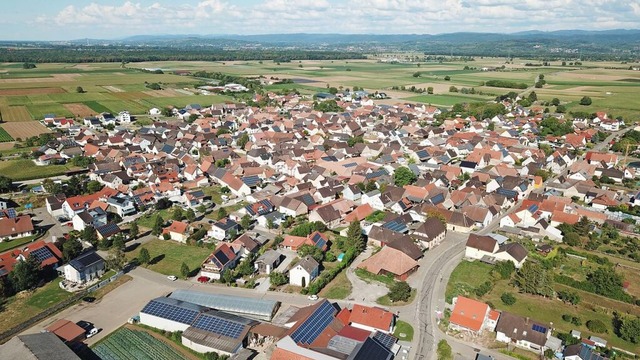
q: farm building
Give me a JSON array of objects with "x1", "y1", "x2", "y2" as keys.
[
  {"x1": 168, "y1": 289, "x2": 280, "y2": 322},
  {"x1": 1, "y1": 332, "x2": 81, "y2": 360},
  {"x1": 140, "y1": 297, "x2": 208, "y2": 332}
]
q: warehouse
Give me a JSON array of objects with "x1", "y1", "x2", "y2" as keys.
[
  {"x1": 181, "y1": 310, "x2": 258, "y2": 356},
  {"x1": 140, "y1": 297, "x2": 207, "y2": 332},
  {"x1": 168, "y1": 289, "x2": 280, "y2": 322}
]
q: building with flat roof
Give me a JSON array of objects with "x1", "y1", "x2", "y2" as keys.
[{"x1": 168, "y1": 289, "x2": 280, "y2": 321}]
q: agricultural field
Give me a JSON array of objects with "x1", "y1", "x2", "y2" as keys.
[
  {"x1": 0, "y1": 105, "x2": 32, "y2": 121},
  {"x1": 0, "y1": 159, "x2": 74, "y2": 181},
  {"x1": 0, "y1": 126, "x2": 13, "y2": 142},
  {"x1": 1, "y1": 121, "x2": 50, "y2": 140},
  {"x1": 92, "y1": 327, "x2": 187, "y2": 360}
]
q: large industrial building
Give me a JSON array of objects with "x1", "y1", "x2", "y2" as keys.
[{"x1": 168, "y1": 289, "x2": 280, "y2": 322}]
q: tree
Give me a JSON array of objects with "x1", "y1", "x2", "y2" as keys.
[
  {"x1": 237, "y1": 133, "x2": 250, "y2": 148},
  {"x1": 161, "y1": 107, "x2": 173, "y2": 117},
  {"x1": 87, "y1": 180, "x2": 102, "y2": 193},
  {"x1": 0, "y1": 175, "x2": 12, "y2": 193},
  {"x1": 152, "y1": 215, "x2": 164, "y2": 236},
  {"x1": 493, "y1": 260, "x2": 516, "y2": 279},
  {"x1": 185, "y1": 209, "x2": 196, "y2": 223},
  {"x1": 388, "y1": 281, "x2": 412, "y2": 302},
  {"x1": 298, "y1": 244, "x2": 324, "y2": 263},
  {"x1": 188, "y1": 114, "x2": 199, "y2": 123},
  {"x1": 588, "y1": 267, "x2": 623, "y2": 297},
  {"x1": 513, "y1": 261, "x2": 554, "y2": 297},
  {"x1": 586, "y1": 319, "x2": 607, "y2": 333},
  {"x1": 76, "y1": 86, "x2": 85, "y2": 93},
  {"x1": 444, "y1": 75, "x2": 451, "y2": 81},
  {"x1": 394, "y1": 166, "x2": 417, "y2": 187},
  {"x1": 346, "y1": 220, "x2": 365, "y2": 252},
  {"x1": 436, "y1": 339, "x2": 453, "y2": 360},
  {"x1": 22, "y1": 62, "x2": 36, "y2": 69},
  {"x1": 501, "y1": 292, "x2": 516, "y2": 305},
  {"x1": 181, "y1": 262, "x2": 190, "y2": 278},
  {"x1": 81, "y1": 227, "x2": 98, "y2": 246},
  {"x1": 105, "y1": 248, "x2": 126, "y2": 271},
  {"x1": 527, "y1": 91, "x2": 537, "y2": 103},
  {"x1": 269, "y1": 271, "x2": 288, "y2": 286},
  {"x1": 580, "y1": 96, "x2": 592, "y2": 106},
  {"x1": 449, "y1": 86, "x2": 458, "y2": 93},
  {"x1": 241, "y1": 215, "x2": 252, "y2": 230},
  {"x1": 412, "y1": 71, "x2": 421, "y2": 78},
  {"x1": 172, "y1": 207, "x2": 184, "y2": 221},
  {"x1": 156, "y1": 198, "x2": 172, "y2": 210},
  {"x1": 217, "y1": 207, "x2": 228, "y2": 220},
  {"x1": 551, "y1": 98, "x2": 560, "y2": 106},
  {"x1": 266, "y1": 217, "x2": 275, "y2": 230},
  {"x1": 427, "y1": 86, "x2": 434, "y2": 94},
  {"x1": 556, "y1": 105, "x2": 567, "y2": 113},
  {"x1": 129, "y1": 222, "x2": 139, "y2": 239},
  {"x1": 112, "y1": 235, "x2": 125, "y2": 251},
  {"x1": 9, "y1": 255, "x2": 41, "y2": 292},
  {"x1": 557, "y1": 290, "x2": 581, "y2": 305},
  {"x1": 62, "y1": 238, "x2": 83, "y2": 262},
  {"x1": 617, "y1": 314, "x2": 640, "y2": 343},
  {"x1": 138, "y1": 248, "x2": 151, "y2": 265}
]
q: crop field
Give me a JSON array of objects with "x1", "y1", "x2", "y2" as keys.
[
  {"x1": 0, "y1": 105, "x2": 32, "y2": 121},
  {"x1": 0, "y1": 87, "x2": 66, "y2": 96},
  {"x1": 0, "y1": 126, "x2": 13, "y2": 142},
  {"x1": 1, "y1": 121, "x2": 49, "y2": 139},
  {"x1": 63, "y1": 103, "x2": 97, "y2": 117},
  {"x1": 93, "y1": 327, "x2": 186, "y2": 360}
]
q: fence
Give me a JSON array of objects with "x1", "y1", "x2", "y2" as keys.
[{"x1": 0, "y1": 270, "x2": 125, "y2": 344}]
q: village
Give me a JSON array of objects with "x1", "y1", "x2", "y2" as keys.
[{"x1": 0, "y1": 84, "x2": 638, "y2": 360}]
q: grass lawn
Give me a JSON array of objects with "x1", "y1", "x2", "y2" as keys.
[
  {"x1": 377, "y1": 289, "x2": 417, "y2": 307},
  {"x1": 200, "y1": 185, "x2": 223, "y2": 204},
  {"x1": 355, "y1": 268, "x2": 396, "y2": 287},
  {"x1": 0, "y1": 235, "x2": 38, "y2": 252},
  {"x1": 0, "y1": 159, "x2": 74, "y2": 181},
  {"x1": 24, "y1": 280, "x2": 73, "y2": 310},
  {"x1": 393, "y1": 320, "x2": 414, "y2": 342},
  {"x1": 318, "y1": 269, "x2": 352, "y2": 299},
  {"x1": 126, "y1": 239, "x2": 212, "y2": 276},
  {"x1": 136, "y1": 208, "x2": 173, "y2": 229},
  {"x1": 445, "y1": 260, "x2": 493, "y2": 302}
]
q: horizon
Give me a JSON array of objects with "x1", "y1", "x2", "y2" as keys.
[{"x1": 1, "y1": 0, "x2": 639, "y2": 41}]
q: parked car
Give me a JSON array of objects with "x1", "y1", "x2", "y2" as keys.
[
  {"x1": 82, "y1": 296, "x2": 95, "y2": 303},
  {"x1": 86, "y1": 327, "x2": 100, "y2": 338},
  {"x1": 308, "y1": 294, "x2": 319, "y2": 301},
  {"x1": 197, "y1": 276, "x2": 210, "y2": 283},
  {"x1": 167, "y1": 275, "x2": 177, "y2": 281},
  {"x1": 128, "y1": 315, "x2": 140, "y2": 324}
]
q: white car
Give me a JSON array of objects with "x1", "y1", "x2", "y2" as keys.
[
  {"x1": 308, "y1": 294, "x2": 319, "y2": 301},
  {"x1": 167, "y1": 275, "x2": 177, "y2": 281},
  {"x1": 86, "y1": 327, "x2": 99, "y2": 338}
]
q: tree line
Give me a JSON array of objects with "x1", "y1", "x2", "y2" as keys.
[{"x1": 0, "y1": 47, "x2": 366, "y2": 63}]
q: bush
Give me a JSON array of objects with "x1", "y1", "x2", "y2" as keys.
[
  {"x1": 475, "y1": 281, "x2": 493, "y2": 297},
  {"x1": 586, "y1": 319, "x2": 607, "y2": 333},
  {"x1": 500, "y1": 292, "x2": 516, "y2": 305},
  {"x1": 388, "y1": 281, "x2": 412, "y2": 302}
]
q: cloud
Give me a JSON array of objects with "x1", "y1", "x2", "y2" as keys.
[{"x1": 35, "y1": 0, "x2": 640, "y2": 38}]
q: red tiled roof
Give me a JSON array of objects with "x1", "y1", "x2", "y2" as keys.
[
  {"x1": 450, "y1": 296, "x2": 489, "y2": 332},
  {"x1": 0, "y1": 240, "x2": 62, "y2": 275},
  {"x1": 0, "y1": 215, "x2": 34, "y2": 238},
  {"x1": 338, "y1": 325, "x2": 371, "y2": 342},
  {"x1": 349, "y1": 304, "x2": 394, "y2": 332},
  {"x1": 163, "y1": 220, "x2": 189, "y2": 235}
]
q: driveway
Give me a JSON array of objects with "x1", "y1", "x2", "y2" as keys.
[
  {"x1": 345, "y1": 246, "x2": 388, "y2": 303},
  {"x1": 255, "y1": 250, "x2": 296, "y2": 293},
  {"x1": 30, "y1": 206, "x2": 67, "y2": 240}
]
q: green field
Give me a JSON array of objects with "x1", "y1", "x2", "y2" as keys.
[
  {"x1": 319, "y1": 270, "x2": 352, "y2": 299},
  {"x1": 126, "y1": 239, "x2": 212, "y2": 276},
  {"x1": 405, "y1": 94, "x2": 493, "y2": 106},
  {"x1": 0, "y1": 159, "x2": 74, "y2": 181},
  {"x1": 393, "y1": 320, "x2": 414, "y2": 342},
  {"x1": 0, "y1": 126, "x2": 14, "y2": 142},
  {"x1": 445, "y1": 260, "x2": 493, "y2": 302},
  {"x1": 93, "y1": 327, "x2": 186, "y2": 360}
]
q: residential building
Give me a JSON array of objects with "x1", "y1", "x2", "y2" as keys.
[{"x1": 289, "y1": 255, "x2": 319, "y2": 288}]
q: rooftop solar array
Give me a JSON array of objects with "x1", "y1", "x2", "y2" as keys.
[
  {"x1": 96, "y1": 223, "x2": 120, "y2": 237},
  {"x1": 532, "y1": 324, "x2": 547, "y2": 333},
  {"x1": 365, "y1": 169, "x2": 389, "y2": 180},
  {"x1": 352, "y1": 337, "x2": 393, "y2": 360},
  {"x1": 212, "y1": 250, "x2": 230, "y2": 268},
  {"x1": 343, "y1": 162, "x2": 358, "y2": 168},
  {"x1": 383, "y1": 220, "x2": 408, "y2": 233},
  {"x1": 242, "y1": 175, "x2": 261, "y2": 187},
  {"x1": 30, "y1": 247, "x2": 55, "y2": 263},
  {"x1": 290, "y1": 301, "x2": 336, "y2": 345},
  {"x1": 2, "y1": 208, "x2": 17, "y2": 219},
  {"x1": 373, "y1": 331, "x2": 397, "y2": 350},
  {"x1": 311, "y1": 233, "x2": 327, "y2": 249},
  {"x1": 169, "y1": 289, "x2": 279, "y2": 321},
  {"x1": 141, "y1": 298, "x2": 204, "y2": 325},
  {"x1": 192, "y1": 312, "x2": 245, "y2": 339}
]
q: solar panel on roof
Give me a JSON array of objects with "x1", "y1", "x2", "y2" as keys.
[
  {"x1": 30, "y1": 247, "x2": 55, "y2": 263},
  {"x1": 343, "y1": 162, "x2": 357, "y2": 168},
  {"x1": 242, "y1": 175, "x2": 261, "y2": 187},
  {"x1": 532, "y1": 324, "x2": 547, "y2": 333},
  {"x1": 5, "y1": 209, "x2": 17, "y2": 219},
  {"x1": 290, "y1": 301, "x2": 336, "y2": 345},
  {"x1": 97, "y1": 223, "x2": 120, "y2": 236},
  {"x1": 141, "y1": 299, "x2": 201, "y2": 325},
  {"x1": 373, "y1": 331, "x2": 397, "y2": 350},
  {"x1": 192, "y1": 313, "x2": 245, "y2": 339},
  {"x1": 383, "y1": 221, "x2": 407, "y2": 233},
  {"x1": 214, "y1": 251, "x2": 230, "y2": 266}
]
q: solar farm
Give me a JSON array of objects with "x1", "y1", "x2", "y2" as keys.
[{"x1": 92, "y1": 327, "x2": 186, "y2": 360}]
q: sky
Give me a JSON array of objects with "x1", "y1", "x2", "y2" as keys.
[{"x1": 2, "y1": 0, "x2": 639, "y2": 40}]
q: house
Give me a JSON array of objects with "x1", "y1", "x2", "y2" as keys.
[
  {"x1": 495, "y1": 312, "x2": 550, "y2": 353},
  {"x1": 589, "y1": 336, "x2": 607, "y2": 348},
  {"x1": 465, "y1": 234, "x2": 498, "y2": 261},
  {"x1": 45, "y1": 194, "x2": 67, "y2": 218},
  {"x1": 348, "y1": 304, "x2": 395, "y2": 334},
  {"x1": 200, "y1": 243, "x2": 239, "y2": 280},
  {"x1": 493, "y1": 243, "x2": 528, "y2": 268},
  {"x1": 209, "y1": 218, "x2": 240, "y2": 241},
  {"x1": 412, "y1": 217, "x2": 447, "y2": 249},
  {"x1": 0, "y1": 215, "x2": 34, "y2": 241},
  {"x1": 357, "y1": 246, "x2": 419, "y2": 281},
  {"x1": 289, "y1": 255, "x2": 319, "y2": 288},
  {"x1": 106, "y1": 195, "x2": 136, "y2": 217},
  {"x1": 45, "y1": 319, "x2": 87, "y2": 343},
  {"x1": 449, "y1": 296, "x2": 491, "y2": 334},
  {"x1": 282, "y1": 231, "x2": 329, "y2": 252},
  {"x1": 309, "y1": 205, "x2": 342, "y2": 229},
  {"x1": 61, "y1": 251, "x2": 105, "y2": 284},
  {"x1": 163, "y1": 221, "x2": 191, "y2": 243},
  {"x1": 563, "y1": 344, "x2": 608, "y2": 360},
  {"x1": 0, "y1": 241, "x2": 63, "y2": 277},
  {"x1": 254, "y1": 249, "x2": 284, "y2": 275},
  {"x1": 72, "y1": 207, "x2": 107, "y2": 231},
  {"x1": 96, "y1": 223, "x2": 121, "y2": 241}
]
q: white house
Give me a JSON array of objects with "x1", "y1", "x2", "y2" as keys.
[
  {"x1": 289, "y1": 255, "x2": 319, "y2": 288},
  {"x1": 464, "y1": 234, "x2": 499, "y2": 261},
  {"x1": 72, "y1": 208, "x2": 108, "y2": 231},
  {"x1": 495, "y1": 312, "x2": 550, "y2": 354},
  {"x1": 117, "y1": 111, "x2": 131, "y2": 123},
  {"x1": 208, "y1": 218, "x2": 240, "y2": 241},
  {"x1": 162, "y1": 221, "x2": 191, "y2": 243},
  {"x1": 61, "y1": 251, "x2": 105, "y2": 284}
]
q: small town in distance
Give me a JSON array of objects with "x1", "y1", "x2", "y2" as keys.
[{"x1": 0, "y1": 3, "x2": 640, "y2": 360}]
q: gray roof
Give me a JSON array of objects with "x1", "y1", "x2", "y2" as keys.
[
  {"x1": 256, "y1": 249, "x2": 283, "y2": 265},
  {"x1": 169, "y1": 289, "x2": 279, "y2": 321},
  {"x1": 69, "y1": 251, "x2": 104, "y2": 272},
  {"x1": 296, "y1": 255, "x2": 320, "y2": 274},
  {"x1": 1, "y1": 333, "x2": 81, "y2": 360}
]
